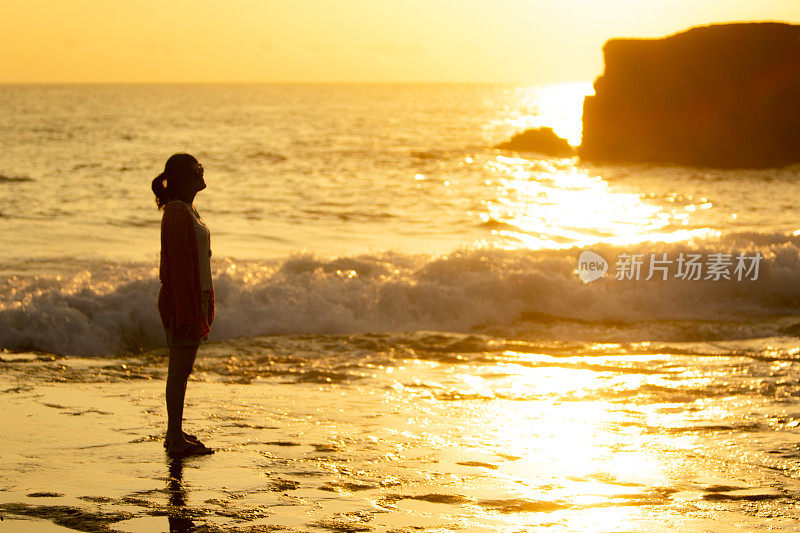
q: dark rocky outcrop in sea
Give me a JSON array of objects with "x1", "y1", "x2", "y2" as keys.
[
  {"x1": 579, "y1": 22, "x2": 800, "y2": 168},
  {"x1": 495, "y1": 127, "x2": 576, "y2": 157}
]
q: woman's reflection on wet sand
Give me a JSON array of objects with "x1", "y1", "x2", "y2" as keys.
[{"x1": 167, "y1": 458, "x2": 194, "y2": 533}]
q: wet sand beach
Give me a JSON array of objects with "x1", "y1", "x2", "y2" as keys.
[{"x1": 3, "y1": 333, "x2": 800, "y2": 532}]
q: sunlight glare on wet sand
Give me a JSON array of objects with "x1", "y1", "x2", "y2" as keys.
[{"x1": 415, "y1": 352, "x2": 676, "y2": 530}]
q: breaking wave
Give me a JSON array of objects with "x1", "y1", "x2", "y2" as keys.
[{"x1": 2, "y1": 230, "x2": 800, "y2": 356}]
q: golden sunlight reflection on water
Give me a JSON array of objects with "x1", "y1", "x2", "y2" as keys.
[
  {"x1": 481, "y1": 155, "x2": 718, "y2": 250},
  {"x1": 368, "y1": 335, "x2": 800, "y2": 530},
  {"x1": 495, "y1": 82, "x2": 593, "y2": 147},
  {"x1": 395, "y1": 355, "x2": 680, "y2": 530},
  {"x1": 481, "y1": 83, "x2": 724, "y2": 252}
]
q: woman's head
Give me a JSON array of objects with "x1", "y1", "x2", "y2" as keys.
[{"x1": 151, "y1": 153, "x2": 206, "y2": 209}]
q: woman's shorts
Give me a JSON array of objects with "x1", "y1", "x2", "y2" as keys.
[{"x1": 164, "y1": 290, "x2": 211, "y2": 348}]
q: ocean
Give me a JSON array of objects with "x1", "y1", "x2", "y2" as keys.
[{"x1": 2, "y1": 83, "x2": 800, "y2": 532}]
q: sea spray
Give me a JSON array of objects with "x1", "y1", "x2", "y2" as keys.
[{"x1": 2, "y1": 230, "x2": 800, "y2": 356}]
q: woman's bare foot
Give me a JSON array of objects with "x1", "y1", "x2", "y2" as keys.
[
  {"x1": 167, "y1": 438, "x2": 214, "y2": 458},
  {"x1": 163, "y1": 431, "x2": 200, "y2": 448}
]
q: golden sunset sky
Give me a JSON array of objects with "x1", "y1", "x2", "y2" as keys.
[{"x1": 2, "y1": 0, "x2": 799, "y2": 84}]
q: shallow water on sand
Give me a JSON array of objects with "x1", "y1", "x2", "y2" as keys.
[{"x1": 3, "y1": 333, "x2": 800, "y2": 532}]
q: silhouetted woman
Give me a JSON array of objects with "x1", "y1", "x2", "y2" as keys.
[{"x1": 152, "y1": 153, "x2": 215, "y2": 458}]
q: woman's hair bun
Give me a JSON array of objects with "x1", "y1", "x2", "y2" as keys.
[{"x1": 151, "y1": 171, "x2": 170, "y2": 210}]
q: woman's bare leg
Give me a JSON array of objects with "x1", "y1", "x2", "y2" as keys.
[{"x1": 166, "y1": 344, "x2": 199, "y2": 452}]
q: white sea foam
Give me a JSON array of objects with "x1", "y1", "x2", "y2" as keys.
[{"x1": 2, "y1": 230, "x2": 800, "y2": 356}]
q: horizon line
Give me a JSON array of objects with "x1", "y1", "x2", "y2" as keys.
[{"x1": 0, "y1": 79, "x2": 593, "y2": 86}]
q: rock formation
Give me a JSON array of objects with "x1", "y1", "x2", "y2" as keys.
[
  {"x1": 579, "y1": 22, "x2": 800, "y2": 168},
  {"x1": 495, "y1": 127, "x2": 575, "y2": 157}
]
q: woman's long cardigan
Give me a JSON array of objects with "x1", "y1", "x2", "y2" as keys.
[{"x1": 157, "y1": 200, "x2": 215, "y2": 340}]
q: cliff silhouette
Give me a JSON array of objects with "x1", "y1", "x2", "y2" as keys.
[{"x1": 579, "y1": 22, "x2": 800, "y2": 168}]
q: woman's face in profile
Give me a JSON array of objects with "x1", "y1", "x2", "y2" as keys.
[
  {"x1": 193, "y1": 162, "x2": 206, "y2": 192},
  {"x1": 169, "y1": 161, "x2": 205, "y2": 197}
]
